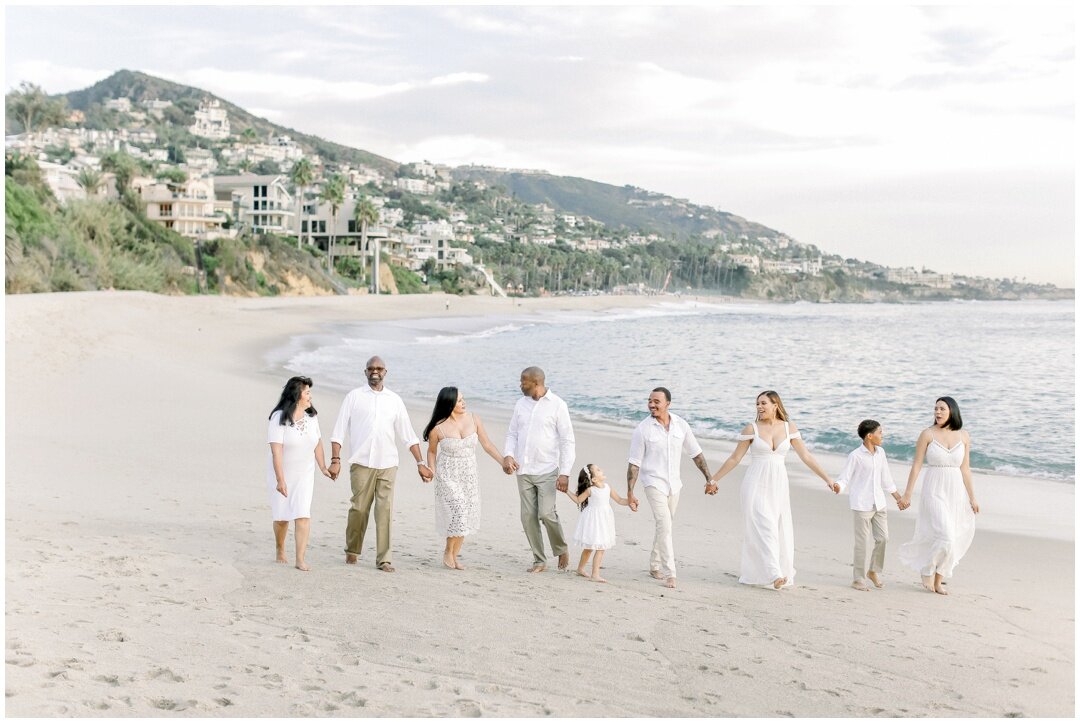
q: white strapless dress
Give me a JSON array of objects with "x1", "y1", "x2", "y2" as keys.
[
  {"x1": 433, "y1": 433, "x2": 481, "y2": 538},
  {"x1": 898, "y1": 439, "x2": 976, "y2": 578}
]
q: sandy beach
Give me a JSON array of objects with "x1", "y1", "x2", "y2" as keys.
[{"x1": 4, "y1": 291, "x2": 1074, "y2": 717}]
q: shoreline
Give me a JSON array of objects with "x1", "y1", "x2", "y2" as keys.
[{"x1": 5, "y1": 290, "x2": 1074, "y2": 717}]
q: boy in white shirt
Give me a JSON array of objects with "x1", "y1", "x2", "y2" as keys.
[{"x1": 835, "y1": 420, "x2": 907, "y2": 591}]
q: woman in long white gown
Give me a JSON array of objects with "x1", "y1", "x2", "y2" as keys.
[
  {"x1": 708, "y1": 391, "x2": 839, "y2": 589},
  {"x1": 898, "y1": 396, "x2": 979, "y2": 595},
  {"x1": 422, "y1": 387, "x2": 505, "y2": 570}
]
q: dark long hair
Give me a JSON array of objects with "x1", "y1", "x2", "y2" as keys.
[
  {"x1": 423, "y1": 386, "x2": 459, "y2": 441},
  {"x1": 576, "y1": 464, "x2": 595, "y2": 510},
  {"x1": 935, "y1": 396, "x2": 963, "y2": 430},
  {"x1": 270, "y1": 376, "x2": 316, "y2": 425}
]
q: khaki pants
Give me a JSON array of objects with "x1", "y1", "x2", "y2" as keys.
[
  {"x1": 346, "y1": 464, "x2": 397, "y2": 567},
  {"x1": 517, "y1": 471, "x2": 568, "y2": 565},
  {"x1": 853, "y1": 508, "x2": 888, "y2": 581},
  {"x1": 645, "y1": 486, "x2": 681, "y2": 579}
]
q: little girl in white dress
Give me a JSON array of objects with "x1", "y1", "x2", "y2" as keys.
[{"x1": 565, "y1": 464, "x2": 631, "y2": 583}]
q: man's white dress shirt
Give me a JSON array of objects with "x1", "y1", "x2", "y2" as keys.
[
  {"x1": 836, "y1": 445, "x2": 897, "y2": 512},
  {"x1": 503, "y1": 390, "x2": 575, "y2": 476},
  {"x1": 627, "y1": 413, "x2": 703, "y2": 497},
  {"x1": 330, "y1": 385, "x2": 420, "y2": 469}
]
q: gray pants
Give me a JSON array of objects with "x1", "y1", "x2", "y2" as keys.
[
  {"x1": 517, "y1": 471, "x2": 568, "y2": 565},
  {"x1": 853, "y1": 508, "x2": 889, "y2": 581}
]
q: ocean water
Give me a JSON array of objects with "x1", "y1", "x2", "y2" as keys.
[{"x1": 279, "y1": 300, "x2": 1075, "y2": 482}]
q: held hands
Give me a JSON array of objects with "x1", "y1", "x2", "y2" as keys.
[
  {"x1": 418, "y1": 464, "x2": 433, "y2": 483},
  {"x1": 556, "y1": 475, "x2": 569, "y2": 493},
  {"x1": 501, "y1": 455, "x2": 519, "y2": 475},
  {"x1": 828, "y1": 481, "x2": 841, "y2": 495},
  {"x1": 627, "y1": 493, "x2": 638, "y2": 512},
  {"x1": 893, "y1": 493, "x2": 909, "y2": 511},
  {"x1": 704, "y1": 482, "x2": 719, "y2": 496},
  {"x1": 328, "y1": 460, "x2": 341, "y2": 481},
  {"x1": 899, "y1": 494, "x2": 912, "y2": 511}
]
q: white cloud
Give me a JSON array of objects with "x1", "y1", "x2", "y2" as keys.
[
  {"x1": 6, "y1": 60, "x2": 113, "y2": 94},
  {"x1": 430, "y1": 73, "x2": 489, "y2": 87}
]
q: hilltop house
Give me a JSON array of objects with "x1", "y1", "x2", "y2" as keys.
[
  {"x1": 214, "y1": 174, "x2": 294, "y2": 235},
  {"x1": 189, "y1": 99, "x2": 231, "y2": 141}
]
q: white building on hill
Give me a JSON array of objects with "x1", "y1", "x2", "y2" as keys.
[{"x1": 189, "y1": 98, "x2": 231, "y2": 140}]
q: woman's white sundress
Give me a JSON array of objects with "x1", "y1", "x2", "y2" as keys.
[
  {"x1": 738, "y1": 421, "x2": 798, "y2": 587},
  {"x1": 573, "y1": 483, "x2": 617, "y2": 550},
  {"x1": 434, "y1": 432, "x2": 482, "y2": 538},
  {"x1": 266, "y1": 410, "x2": 320, "y2": 521},
  {"x1": 898, "y1": 439, "x2": 976, "y2": 578}
]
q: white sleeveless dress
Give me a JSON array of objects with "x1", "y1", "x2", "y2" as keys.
[
  {"x1": 737, "y1": 422, "x2": 798, "y2": 587},
  {"x1": 433, "y1": 432, "x2": 482, "y2": 538},
  {"x1": 573, "y1": 484, "x2": 617, "y2": 550},
  {"x1": 898, "y1": 439, "x2": 976, "y2": 578}
]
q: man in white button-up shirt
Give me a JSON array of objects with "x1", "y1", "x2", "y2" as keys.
[
  {"x1": 329, "y1": 356, "x2": 432, "y2": 571},
  {"x1": 502, "y1": 366, "x2": 574, "y2": 573},
  {"x1": 835, "y1": 420, "x2": 906, "y2": 591},
  {"x1": 626, "y1": 387, "x2": 712, "y2": 589}
]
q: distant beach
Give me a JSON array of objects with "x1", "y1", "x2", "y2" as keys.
[{"x1": 5, "y1": 291, "x2": 1073, "y2": 716}]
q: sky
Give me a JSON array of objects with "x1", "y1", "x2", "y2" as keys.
[{"x1": 5, "y1": 4, "x2": 1076, "y2": 286}]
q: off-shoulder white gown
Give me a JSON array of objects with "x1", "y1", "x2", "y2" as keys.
[{"x1": 737, "y1": 422, "x2": 798, "y2": 587}]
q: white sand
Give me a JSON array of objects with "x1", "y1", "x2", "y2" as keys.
[{"x1": 4, "y1": 291, "x2": 1074, "y2": 716}]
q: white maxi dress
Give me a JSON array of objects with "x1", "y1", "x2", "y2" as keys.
[
  {"x1": 738, "y1": 422, "x2": 798, "y2": 587},
  {"x1": 266, "y1": 410, "x2": 320, "y2": 521},
  {"x1": 898, "y1": 440, "x2": 976, "y2": 578}
]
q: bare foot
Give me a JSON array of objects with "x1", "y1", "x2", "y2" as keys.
[
  {"x1": 867, "y1": 571, "x2": 884, "y2": 588},
  {"x1": 921, "y1": 575, "x2": 935, "y2": 592},
  {"x1": 649, "y1": 569, "x2": 663, "y2": 580},
  {"x1": 576, "y1": 567, "x2": 589, "y2": 577},
  {"x1": 275, "y1": 556, "x2": 288, "y2": 564},
  {"x1": 453, "y1": 560, "x2": 465, "y2": 570},
  {"x1": 345, "y1": 553, "x2": 358, "y2": 565},
  {"x1": 664, "y1": 577, "x2": 676, "y2": 589},
  {"x1": 590, "y1": 576, "x2": 608, "y2": 584},
  {"x1": 772, "y1": 577, "x2": 787, "y2": 590},
  {"x1": 295, "y1": 562, "x2": 310, "y2": 572},
  {"x1": 377, "y1": 562, "x2": 396, "y2": 573},
  {"x1": 934, "y1": 582, "x2": 949, "y2": 595},
  {"x1": 443, "y1": 552, "x2": 456, "y2": 570},
  {"x1": 557, "y1": 553, "x2": 570, "y2": 571},
  {"x1": 852, "y1": 579, "x2": 870, "y2": 591},
  {"x1": 527, "y1": 564, "x2": 547, "y2": 573}
]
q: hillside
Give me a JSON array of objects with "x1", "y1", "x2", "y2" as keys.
[
  {"x1": 57, "y1": 70, "x2": 399, "y2": 176},
  {"x1": 454, "y1": 167, "x2": 780, "y2": 241}
]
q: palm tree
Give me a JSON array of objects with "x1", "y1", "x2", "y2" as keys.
[
  {"x1": 290, "y1": 157, "x2": 314, "y2": 250},
  {"x1": 352, "y1": 196, "x2": 380, "y2": 291},
  {"x1": 76, "y1": 167, "x2": 103, "y2": 197},
  {"x1": 319, "y1": 174, "x2": 346, "y2": 274},
  {"x1": 240, "y1": 127, "x2": 258, "y2": 144}
]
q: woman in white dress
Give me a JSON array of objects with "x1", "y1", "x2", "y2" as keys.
[
  {"x1": 267, "y1": 376, "x2": 332, "y2": 571},
  {"x1": 708, "y1": 391, "x2": 839, "y2": 589},
  {"x1": 422, "y1": 387, "x2": 504, "y2": 570},
  {"x1": 898, "y1": 396, "x2": 979, "y2": 595}
]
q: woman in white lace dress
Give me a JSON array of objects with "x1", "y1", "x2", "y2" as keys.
[
  {"x1": 898, "y1": 396, "x2": 979, "y2": 595},
  {"x1": 266, "y1": 376, "x2": 332, "y2": 571},
  {"x1": 708, "y1": 391, "x2": 839, "y2": 589},
  {"x1": 422, "y1": 387, "x2": 505, "y2": 570}
]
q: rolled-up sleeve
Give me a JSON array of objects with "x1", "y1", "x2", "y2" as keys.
[
  {"x1": 395, "y1": 397, "x2": 420, "y2": 449},
  {"x1": 681, "y1": 421, "x2": 703, "y2": 458},
  {"x1": 556, "y1": 400, "x2": 576, "y2": 476}
]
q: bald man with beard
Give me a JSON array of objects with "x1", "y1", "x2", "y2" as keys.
[{"x1": 329, "y1": 356, "x2": 433, "y2": 572}]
